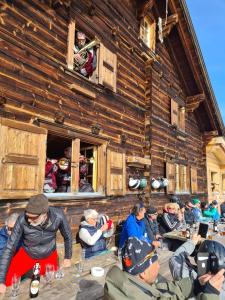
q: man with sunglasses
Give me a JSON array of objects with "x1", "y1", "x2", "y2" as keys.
[
  {"x1": 0, "y1": 194, "x2": 72, "y2": 295},
  {"x1": 0, "y1": 213, "x2": 19, "y2": 258}
]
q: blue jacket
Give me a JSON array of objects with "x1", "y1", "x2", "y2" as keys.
[
  {"x1": 0, "y1": 226, "x2": 8, "y2": 258},
  {"x1": 192, "y1": 207, "x2": 202, "y2": 222},
  {"x1": 119, "y1": 214, "x2": 149, "y2": 249}
]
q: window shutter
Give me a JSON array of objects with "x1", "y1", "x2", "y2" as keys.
[
  {"x1": 179, "y1": 165, "x2": 187, "y2": 192},
  {"x1": 0, "y1": 118, "x2": 47, "y2": 199},
  {"x1": 171, "y1": 99, "x2": 178, "y2": 127},
  {"x1": 67, "y1": 20, "x2": 75, "y2": 70},
  {"x1": 166, "y1": 162, "x2": 176, "y2": 194},
  {"x1": 179, "y1": 107, "x2": 185, "y2": 132},
  {"x1": 191, "y1": 166, "x2": 198, "y2": 193},
  {"x1": 97, "y1": 144, "x2": 107, "y2": 194},
  {"x1": 71, "y1": 138, "x2": 80, "y2": 192},
  {"x1": 106, "y1": 150, "x2": 126, "y2": 196},
  {"x1": 186, "y1": 166, "x2": 190, "y2": 192},
  {"x1": 149, "y1": 21, "x2": 156, "y2": 51},
  {"x1": 98, "y1": 44, "x2": 117, "y2": 93}
]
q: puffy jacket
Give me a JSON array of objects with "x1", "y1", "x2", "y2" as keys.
[
  {"x1": 0, "y1": 226, "x2": 8, "y2": 258},
  {"x1": 104, "y1": 266, "x2": 220, "y2": 300},
  {"x1": 144, "y1": 216, "x2": 159, "y2": 242},
  {"x1": 203, "y1": 207, "x2": 220, "y2": 221},
  {"x1": 0, "y1": 207, "x2": 72, "y2": 284},
  {"x1": 119, "y1": 214, "x2": 149, "y2": 249},
  {"x1": 79, "y1": 221, "x2": 106, "y2": 259}
]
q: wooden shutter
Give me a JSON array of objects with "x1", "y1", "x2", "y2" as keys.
[
  {"x1": 179, "y1": 165, "x2": 187, "y2": 192},
  {"x1": 71, "y1": 138, "x2": 80, "y2": 192},
  {"x1": 98, "y1": 44, "x2": 117, "y2": 93},
  {"x1": 191, "y1": 166, "x2": 198, "y2": 193},
  {"x1": 106, "y1": 150, "x2": 126, "y2": 196},
  {"x1": 166, "y1": 162, "x2": 176, "y2": 194},
  {"x1": 186, "y1": 166, "x2": 190, "y2": 193},
  {"x1": 149, "y1": 22, "x2": 156, "y2": 52},
  {"x1": 0, "y1": 118, "x2": 47, "y2": 199},
  {"x1": 97, "y1": 144, "x2": 107, "y2": 194},
  {"x1": 67, "y1": 20, "x2": 75, "y2": 70},
  {"x1": 179, "y1": 107, "x2": 185, "y2": 132},
  {"x1": 171, "y1": 99, "x2": 178, "y2": 127}
]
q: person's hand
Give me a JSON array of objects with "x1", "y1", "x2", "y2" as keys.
[
  {"x1": 177, "y1": 213, "x2": 183, "y2": 221},
  {"x1": 198, "y1": 273, "x2": 212, "y2": 286},
  {"x1": 100, "y1": 223, "x2": 108, "y2": 232},
  {"x1": 152, "y1": 240, "x2": 161, "y2": 248},
  {"x1": 74, "y1": 53, "x2": 84, "y2": 64},
  {"x1": 209, "y1": 269, "x2": 225, "y2": 292},
  {"x1": 191, "y1": 233, "x2": 201, "y2": 245},
  {"x1": 0, "y1": 284, "x2": 6, "y2": 295},
  {"x1": 61, "y1": 258, "x2": 71, "y2": 268}
]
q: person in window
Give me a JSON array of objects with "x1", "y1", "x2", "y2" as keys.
[
  {"x1": 0, "y1": 214, "x2": 19, "y2": 258},
  {"x1": 119, "y1": 203, "x2": 149, "y2": 249},
  {"x1": 79, "y1": 154, "x2": 94, "y2": 192},
  {"x1": 44, "y1": 159, "x2": 58, "y2": 193},
  {"x1": 57, "y1": 146, "x2": 71, "y2": 192},
  {"x1": 0, "y1": 194, "x2": 72, "y2": 295},
  {"x1": 78, "y1": 209, "x2": 108, "y2": 259},
  {"x1": 74, "y1": 31, "x2": 96, "y2": 78}
]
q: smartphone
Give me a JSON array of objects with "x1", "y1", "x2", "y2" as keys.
[
  {"x1": 197, "y1": 252, "x2": 210, "y2": 276},
  {"x1": 198, "y1": 223, "x2": 209, "y2": 238}
]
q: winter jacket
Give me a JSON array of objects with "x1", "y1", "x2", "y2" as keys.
[
  {"x1": 119, "y1": 214, "x2": 149, "y2": 249},
  {"x1": 192, "y1": 208, "x2": 202, "y2": 222},
  {"x1": 184, "y1": 208, "x2": 195, "y2": 225},
  {"x1": 0, "y1": 226, "x2": 8, "y2": 258},
  {"x1": 104, "y1": 265, "x2": 220, "y2": 300},
  {"x1": 169, "y1": 240, "x2": 225, "y2": 300},
  {"x1": 0, "y1": 207, "x2": 72, "y2": 284},
  {"x1": 144, "y1": 216, "x2": 159, "y2": 242},
  {"x1": 203, "y1": 208, "x2": 220, "y2": 221},
  {"x1": 79, "y1": 221, "x2": 106, "y2": 258},
  {"x1": 160, "y1": 213, "x2": 181, "y2": 234}
]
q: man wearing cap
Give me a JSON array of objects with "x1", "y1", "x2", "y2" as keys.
[
  {"x1": 144, "y1": 207, "x2": 161, "y2": 247},
  {"x1": 74, "y1": 31, "x2": 96, "y2": 77},
  {"x1": 105, "y1": 236, "x2": 224, "y2": 300},
  {"x1": 192, "y1": 198, "x2": 202, "y2": 222},
  {"x1": 0, "y1": 194, "x2": 72, "y2": 295}
]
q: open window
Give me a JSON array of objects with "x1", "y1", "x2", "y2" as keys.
[
  {"x1": 140, "y1": 16, "x2": 156, "y2": 51},
  {"x1": 67, "y1": 20, "x2": 117, "y2": 92},
  {"x1": 171, "y1": 99, "x2": 185, "y2": 132}
]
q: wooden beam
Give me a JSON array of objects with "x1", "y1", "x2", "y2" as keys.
[
  {"x1": 203, "y1": 130, "x2": 219, "y2": 144},
  {"x1": 69, "y1": 83, "x2": 96, "y2": 99},
  {"x1": 162, "y1": 14, "x2": 179, "y2": 38},
  {"x1": 186, "y1": 93, "x2": 205, "y2": 112},
  {"x1": 137, "y1": 0, "x2": 155, "y2": 20}
]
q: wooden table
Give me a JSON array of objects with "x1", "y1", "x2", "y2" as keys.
[{"x1": 1, "y1": 251, "x2": 118, "y2": 300}]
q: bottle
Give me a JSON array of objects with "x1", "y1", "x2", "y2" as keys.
[
  {"x1": 213, "y1": 220, "x2": 218, "y2": 233},
  {"x1": 30, "y1": 263, "x2": 40, "y2": 298}
]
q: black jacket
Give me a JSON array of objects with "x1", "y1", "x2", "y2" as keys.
[
  {"x1": 0, "y1": 207, "x2": 72, "y2": 283},
  {"x1": 184, "y1": 208, "x2": 195, "y2": 225},
  {"x1": 144, "y1": 216, "x2": 159, "y2": 242}
]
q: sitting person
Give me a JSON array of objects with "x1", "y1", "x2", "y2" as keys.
[
  {"x1": 74, "y1": 31, "x2": 96, "y2": 78},
  {"x1": 105, "y1": 236, "x2": 224, "y2": 300},
  {"x1": 184, "y1": 201, "x2": 195, "y2": 225},
  {"x1": 144, "y1": 206, "x2": 161, "y2": 247},
  {"x1": 119, "y1": 203, "x2": 149, "y2": 249},
  {"x1": 0, "y1": 194, "x2": 72, "y2": 295},
  {"x1": 79, "y1": 209, "x2": 108, "y2": 259},
  {"x1": 203, "y1": 200, "x2": 220, "y2": 221},
  {"x1": 192, "y1": 198, "x2": 202, "y2": 222},
  {"x1": 159, "y1": 203, "x2": 181, "y2": 234},
  {"x1": 169, "y1": 236, "x2": 225, "y2": 299},
  {"x1": 220, "y1": 201, "x2": 225, "y2": 219},
  {"x1": 0, "y1": 214, "x2": 19, "y2": 258}
]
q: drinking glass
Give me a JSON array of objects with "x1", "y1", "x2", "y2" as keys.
[
  {"x1": 55, "y1": 266, "x2": 64, "y2": 280},
  {"x1": 45, "y1": 264, "x2": 55, "y2": 284},
  {"x1": 11, "y1": 275, "x2": 21, "y2": 297}
]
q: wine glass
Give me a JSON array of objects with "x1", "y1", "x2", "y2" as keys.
[
  {"x1": 11, "y1": 274, "x2": 21, "y2": 297},
  {"x1": 45, "y1": 264, "x2": 55, "y2": 285}
]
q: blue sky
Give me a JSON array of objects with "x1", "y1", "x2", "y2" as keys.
[{"x1": 186, "y1": 0, "x2": 225, "y2": 123}]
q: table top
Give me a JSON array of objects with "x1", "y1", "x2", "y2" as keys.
[{"x1": 1, "y1": 251, "x2": 118, "y2": 300}]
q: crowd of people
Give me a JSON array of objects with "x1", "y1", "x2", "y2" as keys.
[{"x1": 0, "y1": 193, "x2": 225, "y2": 299}]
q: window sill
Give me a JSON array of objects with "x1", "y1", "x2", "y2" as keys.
[{"x1": 45, "y1": 192, "x2": 106, "y2": 201}]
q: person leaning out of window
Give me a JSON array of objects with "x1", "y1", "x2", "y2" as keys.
[{"x1": 78, "y1": 209, "x2": 108, "y2": 259}]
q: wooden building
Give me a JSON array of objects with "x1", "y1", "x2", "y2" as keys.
[{"x1": 0, "y1": 0, "x2": 224, "y2": 235}]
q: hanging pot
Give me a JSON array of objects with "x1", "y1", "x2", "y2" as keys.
[
  {"x1": 160, "y1": 178, "x2": 169, "y2": 188},
  {"x1": 151, "y1": 178, "x2": 160, "y2": 189},
  {"x1": 128, "y1": 178, "x2": 140, "y2": 189},
  {"x1": 139, "y1": 178, "x2": 147, "y2": 189}
]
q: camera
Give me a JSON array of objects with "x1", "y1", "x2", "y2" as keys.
[{"x1": 197, "y1": 252, "x2": 222, "y2": 276}]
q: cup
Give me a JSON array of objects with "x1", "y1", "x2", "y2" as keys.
[
  {"x1": 181, "y1": 230, "x2": 187, "y2": 237},
  {"x1": 11, "y1": 275, "x2": 21, "y2": 297},
  {"x1": 45, "y1": 264, "x2": 55, "y2": 284}
]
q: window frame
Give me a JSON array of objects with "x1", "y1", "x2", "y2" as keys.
[{"x1": 140, "y1": 16, "x2": 156, "y2": 51}]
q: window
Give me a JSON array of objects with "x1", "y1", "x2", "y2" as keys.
[
  {"x1": 171, "y1": 99, "x2": 185, "y2": 132},
  {"x1": 67, "y1": 20, "x2": 117, "y2": 92},
  {"x1": 140, "y1": 17, "x2": 156, "y2": 51}
]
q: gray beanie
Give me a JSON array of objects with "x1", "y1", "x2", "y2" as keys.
[{"x1": 26, "y1": 194, "x2": 49, "y2": 215}]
